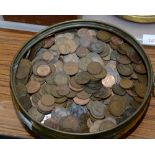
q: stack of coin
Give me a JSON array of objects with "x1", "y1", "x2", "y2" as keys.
[{"x1": 15, "y1": 28, "x2": 148, "y2": 134}]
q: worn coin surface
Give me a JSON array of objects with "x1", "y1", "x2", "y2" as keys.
[
  {"x1": 26, "y1": 80, "x2": 41, "y2": 94},
  {"x1": 120, "y1": 79, "x2": 133, "y2": 89}
]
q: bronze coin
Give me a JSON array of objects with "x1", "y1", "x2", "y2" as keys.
[
  {"x1": 135, "y1": 83, "x2": 147, "y2": 98},
  {"x1": 112, "y1": 84, "x2": 126, "y2": 96},
  {"x1": 87, "y1": 62, "x2": 103, "y2": 75},
  {"x1": 117, "y1": 64, "x2": 133, "y2": 76},
  {"x1": 133, "y1": 96, "x2": 143, "y2": 103},
  {"x1": 93, "y1": 69, "x2": 107, "y2": 79},
  {"x1": 42, "y1": 51, "x2": 54, "y2": 62},
  {"x1": 26, "y1": 80, "x2": 41, "y2": 94},
  {"x1": 77, "y1": 90, "x2": 92, "y2": 100},
  {"x1": 56, "y1": 84, "x2": 70, "y2": 96},
  {"x1": 73, "y1": 97, "x2": 90, "y2": 105},
  {"x1": 41, "y1": 94, "x2": 55, "y2": 106},
  {"x1": 54, "y1": 72, "x2": 69, "y2": 85},
  {"x1": 69, "y1": 76, "x2": 84, "y2": 89},
  {"x1": 111, "y1": 35, "x2": 124, "y2": 46},
  {"x1": 98, "y1": 119, "x2": 116, "y2": 131},
  {"x1": 118, "y1": 43, "x2": 135, "y2": 55},
  {"x1": 76, "y1": 46, "x2": 89, "y2": 58},
  {"x1": 120, "y1": 78, "x2": 133, "y2": 89},
  {"x1": 55, "y1": 96, "x2": 67, "y2": 103},
  {"x1": 66, "y1": 89, "x2": 77, "y2": 98},
  {"x1": 116, "y1": 54, "x2": 131, "y2": 64},
  {"x1": 134, "y1": 64, "x2": 146, "y2": 74},
  {"x1": 42, "y1": 37, "x2": 55, "y2": 49},
  {"x1": 75, "y1": 71, "x2": 91, "y2": 84},
  {"x1": 44, "y1": 118, "x2": 59, "y2": 129},
  {"x1": 96, "y1": 30, "x2": 112, "y2": 42},
  {"x1": 37, "y1": 64, "x2": 51, "y2": 77}
]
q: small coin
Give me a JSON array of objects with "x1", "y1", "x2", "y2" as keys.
[
  {"x1": 111, "y1": 35, "x2": 124, "y2": 46},
  {"x1": 42, "y1": 37, "x2": 55, "y2": 49},
  {"x1": 63, "y1": 61, "x2": 79, "y2": 75},
  {"x1": 55, "y1": 96, "x2": 67, "y2": 103},
  {"x1": 66, "y1": 89, "x2": 77, "y2": 98},
  {"x1": 134, "y1": 63, "x2": 146, "y2": 74},
  {"x1": 118, "y1": 43, "x2": 135, "y2": 55},
  {"x1": 19, "y1": 94, "x2": 32, "y2": 111},
  {"x1": 89, "y1": 120, "x2": 103, "y2": 133},
  {"x1": 59, "y1": 115, "x2": 80, "y2": 132},
  {"x1": 87, "y1": 62, "x2": 102, "y2": 75},
  {"x1": 108, "y1": 95, "x2": 126, "y2": 117},
  {"x1": 41, "y1": 94, "x2": 55, "y2": 106},
  {"x1": 75, "y1": 71, "x2": 91, "y2": 84},
  {"x1": 112, "y1": 84, "x2": 126, "y2": 96},
  {"x1": 101, "y1": 74, "x2": 116, "y2": 88},
  {"x1": 88, "y1": 29, "x2": 96, "y2": 36},
  {"x1": 76, "y1": 90, "x2": 91, "y2": 100},
  {"x1": 44, "y1": 118, "x2": 59, "y2": 129},
  {"x1": 79, "y1": 57, "x2": 92, "y2": 71},
  {"x1": 131, "y1": 72, "x2": 138, "y2": 79},
  {"x1": 28, "y1": 106, "x2": 44, "y2": 122},
  {"x1": 133, "y1": 96, "x2": 143, "y2": 103},
  {"x1": 96, "y1": 30, "x2": 112, "y2": 42},
  {"x1": 135, "y1": 83, "x2": 147, "y2": 98},
  {"x1": 116, "y1": 54, "x2": 131, "y2": 64},
  {"x1": 117, "y1": 64, "x2": 133, "y2": 76},
  {"x1": 42, "y1": 51, "x2": 54, "y2": 62},
  {"x1": 56, "y1": 84, "x2": 70, "y2": 96},
  {"x1": 26, "y1": 80, "x2": 41, "y2": 94},
  {"x1": 16, "y1": 82, "x2": 27, "y2": 97},
  {"x1": 76, "y1": 46, "x2": 89, "y2": 57},
  {"x1": 73, "y1": 97, "x2": 90, "y2": 105},
  {"x1": 87, "y1": 118, "x2": 94, "y2": 128},
  {"x1": 37, "y1": 64, "x2": 51, "y2": 77},
  {"x1": 126, "y1": 89, "x2": 137, "y2": 97},
  {"x1": 120, "y1": 78, "x2": 133, "y2": 89},
  {"x1": 77, "y1": 28, "x2": 89, "y2": 37},
  {"x1": 93, "y1": 68, "x2": 107, "y2": 79},
  {"x1": 64, "y1": 32, "x2": 75, "y2": 40},
  {"x1": 54, "y1": 72, "x2": 69, "y2": 85}
]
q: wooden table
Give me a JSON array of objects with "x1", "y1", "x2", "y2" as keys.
[{"x1": 0, "y1": 29, "x2": 155, "y2": 139}]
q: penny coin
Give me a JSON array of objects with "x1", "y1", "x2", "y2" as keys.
[
  {"x1": 19, "y1": 94, "x2": 32, "y2": 111},
  {"x1": 76, "y1": 46, "x2": 89, "y2": 58},
  {"x1": 37, "y1": 64, "x2": 51, "y2": 77},
  {"x1": 89, "y1": 120, "x2": 103, "y2": 133},
  {"x1": 79, "y1": 57, "x2": 92, "y2": 71},
  {"x1": 134, "y1": 64, "x2": 146, "y2": 74},
  {"x1": 37, "y1": 100, "x2": 54, "y2": 114},
  {"x1": 75, "y1": 71, "x2": 91, "y2": 84},
  {"x1": 131, "y1": 72, "x2": 138, "y2": 79},
  {"x1": 135, "y1": 83, "x2": 147, "y2": 98},
  {"x1": 117, "y1": 64, "x2": 133, "y2": 76},
  {"x1": 108, "y1": 95, "x2": 126, "y2": 116},
  {"x1": 16, "y1": 82, "x2": 27, "y2": 97},
  {"x1": 63, "y1": 53, "x2": 79, "y2": 63},
  {"x1": 116, "y1": 54, "x2": 131, "y2": 64},
  {"x1": 28, "y1": 107, "x2": 44, "y2": 122},
  {"x1": 59, "y1": 115, "x2": 80, "y2": 132},
  {"x1": 63, "y1": 61, "x2": 79, "y2": 75},
  {"x1": 58, "y1": 44, "x2": 70, "y2": 55},
  {"x1": 126, "y1": 89, "x2": 137, "y2": 97},
  {"x1": 64, "y1": 32, "x2": 75, "y2": 40},
  {"x1": 120, "y1": 79, "x2": 133, "y2": 89},
  {"x1": 66, "y1": 89, "x2": 77, "y2": 98},
  {"x1": 44, "y1": 118, "x2": 59, "y2": 129},
  {"x1": 96, "y1": 30, "x2": 112, "y2": 42},
  {"x1": 54, "y1": 72, "x2": 69, "y2": 85},
  {"x1": 43, "y1": 37, "x2": 55, "y2": 49},
  {"x1": 42, "y1": 51, "x2": 54, "y2": 62},
  {"x1": 133, "y1": 96, "x2": 143, "y2": 103},
  {"x1": 26, "y1": 80, "x2": 41, "y2": 94},
  {"x1": 93, "y1": 68, "x2": 107, "y2": 79},
  {"x1": 112, "y1": 84, "x2": 126, "y2": 96},
  {"x1": 77, "y1": 90, "x2": 91, "y2": 100},
  {"x1": 101, "y1": 74, "x2": 116, "y2": 88},
  {"x1": 56, "y1": 84, "x2": 70, "y2": 96},
  {"x1": 66, "y1": 39, "x2": 78, "y2": 53},
  {"x1": 41, "y1": 94, "x2": 55, "y2": 106},
  {"x1": 87, "y1": 62, "x2": 102, "y2": 75},
  {"x1": 77, "y1": 28, "x2": 89, "y2": 37},
  {"x1": 111, "y1": 35, "x2": 124, "y2": 46},
  {"x1": 73, "y1": 97, "x2": 90, "y2": 105},
  {"x1": 88, "y1": 29, "x2": 96, "y2": 36},
  {"x1": 98, "y1": 119, "x2": 116, "y2": 131},
  {"x1": 118, "y1": 43, "x2": 135, "y2": 55},
  {"x1": 55, "y1": 96, "x2": 67, "y2": 103},
  {"x1": 87, "y1": 118, "x2": 94, "y2": 128}
]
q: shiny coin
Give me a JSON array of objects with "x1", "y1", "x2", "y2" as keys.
[
  {"x1": 117, "y1": 64, "x2": 133, "y2": 76},
  {"x1": 26, "y1": 80, "x2": 40, "y2": 94},
  {"x1": 87, "y1": 62, "x2": 103, "y2": 75},
  {"x1": 73, "y1": 97, "x2": 90, "y2": 105},
  {"x1": 63, "y1": 61, "x2": 79, "y2": 75},
  {"x1": 28, "y1": 107, "x2": 44, "y2": 122},
  {"x1": 134, "y1": 63, "x2": 146, "y2": 74},
  {"x1": 101, "y1": 74, "x2": 116, "y2": 88},
  {"x1": 120, "y1": 78, "x2": 133, "y2": 89},
  {"x1": 135, "y1": 83, "x2": 147, "y2": 98},
  {"x1": 96, "y1": 30, "x2": 112, "y2": 42},
  {"x1": 75, "y1": 71, "x2": 91, "y2": 84},
  {"x1": 41, "y1": 94, "x2": 55, "y2": 106},
  {"x1": 37, "y1": 64, "x2": 51, "y2": 77},
  {"x1": 54, "y1": 72, "x2": 69, "y2": 85},
  {"x1": 112, "y1": 84, "x2": 126, "y2": 96},
  {"x1": 76, "y1": 46, "x2": 89, "y2": 57}
]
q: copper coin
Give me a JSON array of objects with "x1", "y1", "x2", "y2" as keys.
[
  {"x1": 134, "y1": 64, "x2": 146, "y2": 74},
  {"x1": 43, "y1": 37, "x2": 55, "y2": 49},
  {"x1": 77, "y1": 90, "x2": 91, "y2": 100},
  {"x1": 112, "y1": 84, "x2": 126, "y2": 96},
  {"x1": 63, "y1": 61, "x2": 79, "y2": 75},
  {"x1": 79, "y1": 57, "x2": 92, "y2": 71},
  {"x1": 55, "y1": 96, "x2": 67, "y2": 103},
  {"x1": 42, "y1": 51, "x2": 54, "y2": 62},
  {"x1": 44, "y1": 118, "x2": 59, "y2": 129},
  {"x1": 41, "y1": 94, "x2": 55, "y2": 106},
  {"x1": 101, "y1": 74, "x2": 116, "y2": 88},
  {"x1": 96, "y1": 30, "x2": 112, "y2": 42},
  {"x1": 117, "y1": 64, "x2": 133, "y2": 76},
  {"x1": 75, "y1": 71, "x2": 91, "y2": 84},
  {"x1": 73, "y1": 97, "x2": 90, "y2": 105},
  {"x1": 54, "y1": 72, "x2": 69, "y2": 85},
  {"x1": 135, "y1": 83, "x2": 147, "y2": 98},
  {"x1": 116, "y1": 54, "x2": 131, "y2": 64},
  {"x1": 66, "y1": 89, "x2": 77, "y2": 98},
  {"x1": 111, "y1": 35, "x2": 124, "y2": 46},
  {"x1": 76, "y1": 46, "x2": 89, "y2": 58},
  {"x1": 133, "y1": 96, "x2": 143, "y2": 103},
  {"x1": 98, "y1": 119, "x2": 116, "y2": 131},
  {"x1": 57, "y1": 84, "x2": 70, "y2": 96},
  {"x1": 69, "y1": 76, "x2": 84, "y2": 89},
  {"x1": 26, "y1": 80, "x2": 41, "y2": 94},
  {"x1": 93, "y1": 68, "x2": 107, "y2": 79},
  {"x1": 37, "y1": 64, "x2": 51, "y2": 77},
  {"x1": 120, "y1": 79, "x2": 133, "y2": 89},
  {"x1": 118, "y1": 43, "x2": 135, "y2": 55},
  {"x1": 87, "y1": 62, "x2": 102, "y2": 75}
]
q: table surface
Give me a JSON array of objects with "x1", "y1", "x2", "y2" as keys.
[{"x1": 0, "y1": 29, "x2": 155, "y2": 139}]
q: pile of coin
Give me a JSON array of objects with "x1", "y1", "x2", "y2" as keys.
[{"x1": 15, "y1": 28, "x2": 148, "y2": 133}]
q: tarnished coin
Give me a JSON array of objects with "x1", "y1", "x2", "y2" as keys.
[
  {"x1": 56, "y1": 84, "x2": 70, "y2": 96},
  {"x1": 87, "y1": 118, "x2": 94, "y2": 128},
  {"x1": 69, "y1": 77, "x2": 84, "y2": 91},
  {"x1": 101, "y1": 74, "x2": 116, "y2": 88},
  {"x1": 134, "y1": 63, "x2": 146, "y2": 74},
  {"x1": 41, "y1": 94, "x2": 55, "y2": 106},
  {"x1": 37, "y1": 64, "x2": 51, "y2": 77},
  {"x1": 131, "y1": 72, "x2": 138, "y2": 79},
  {"x1": 55, "y1": 96, "x2": 67, "y2": 103},
  {"x1": 87, "y1": 62, "x2": 102, "y2": 75},
  {"x1": 73, "y1": 97, "x2": 90, "y2": 105},
  {"x1": 77, "y1": 90, "x2": 91, "y2": 99},
  {"x1": 79, "y1": 57, "x2": 92, "y2": 71},
  {"x1": 112, "y1": 84, "x2": 126, "y2": 96},
  {"x1": 77, "y1": 28, "x2": 89, "y2": 37},
  {"x1": 120, "y1": 78, "x2": 133, "y2": 89},
  {"x1": 111, "y1": 36, "x2": 124, "y2": 46},
  {"x1": 66, "y1": 89, "x2": 77, "y2": 98},
  {"x1": 96, "y1": 30, "x2": 112, "y2": 42},
  {"x1": 118, "y1": 43, "x2": 135, "y2": 55},
  {"x1": 133, "y1": 96, "x2": 143, "y2": 103},
  {"x1": 117, "y1": 64, "x2": 133, "y2": 76},
  {"x1": 88, "y1": 101, "x2": 106, "y2": 119},
  {"x1": 28, "y1": 106, "x2": 44, "y2": 122},
  {"x1": 54, "y1": 72, "x2": 69, "y2": 85},
  {"x1": 59, "y1": 115, "x2": 80, "y2": 132},
  {"x1": 63, "y1": 61, "x2": 79, "y2": 75},
  {"x1": 76, "y1": 46, "x2": 89, "y2": 57},
  {"x1": 54, "y1": 60, "x2": 64, "y2": 73},
  {"x1": 44, "y1": 118, "x2": 59, "y2": 129},
  {"x1": 88, "y1": 29, "x2": 96, "y2": 36},
  {"x1": 42, "y1": 37, "x2": 55, "y2": 49},
  {"x1": 63, "y1": 53, "x2": 79, "y2": 63},
  {"x1": 16, "y1": 59, "x2": 31, "y2": 79},
  {"x1": 135, "y1": 83, "x2": 147, "y2": 98},
  {"x1": 64, "y1": 32, "x2": 75, "y2": 40},
  {"x1": 89, "y1": 120, "x2": 103, "y2": 133},
  {"x1": 26, "y1": 80, "x2": 40, "y2": 94},
  {"x1": 98, "y1": 119, "x2": 116, "y2": 131},
  {"x1": 108, "y1": 95, "x2": 126, "y2": 117},
  {"x1": 42, "y1": 51, "x2": 54, "y2": 62},
  {"x1": 19, "y1": 94, "x2": 32, "y2": 111},
  {"x1": 75, "y1": 71, "x2": 91, "y2": 84},
  {"x1": 16, "y1": 82, "x2": 27, "y2": 97},
  {"x1": 93, "y1": 69, "x2": 107, "y2": 79},
  {"x1": 116, "y1": 54, "x2": 131, "y2": 64}
]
